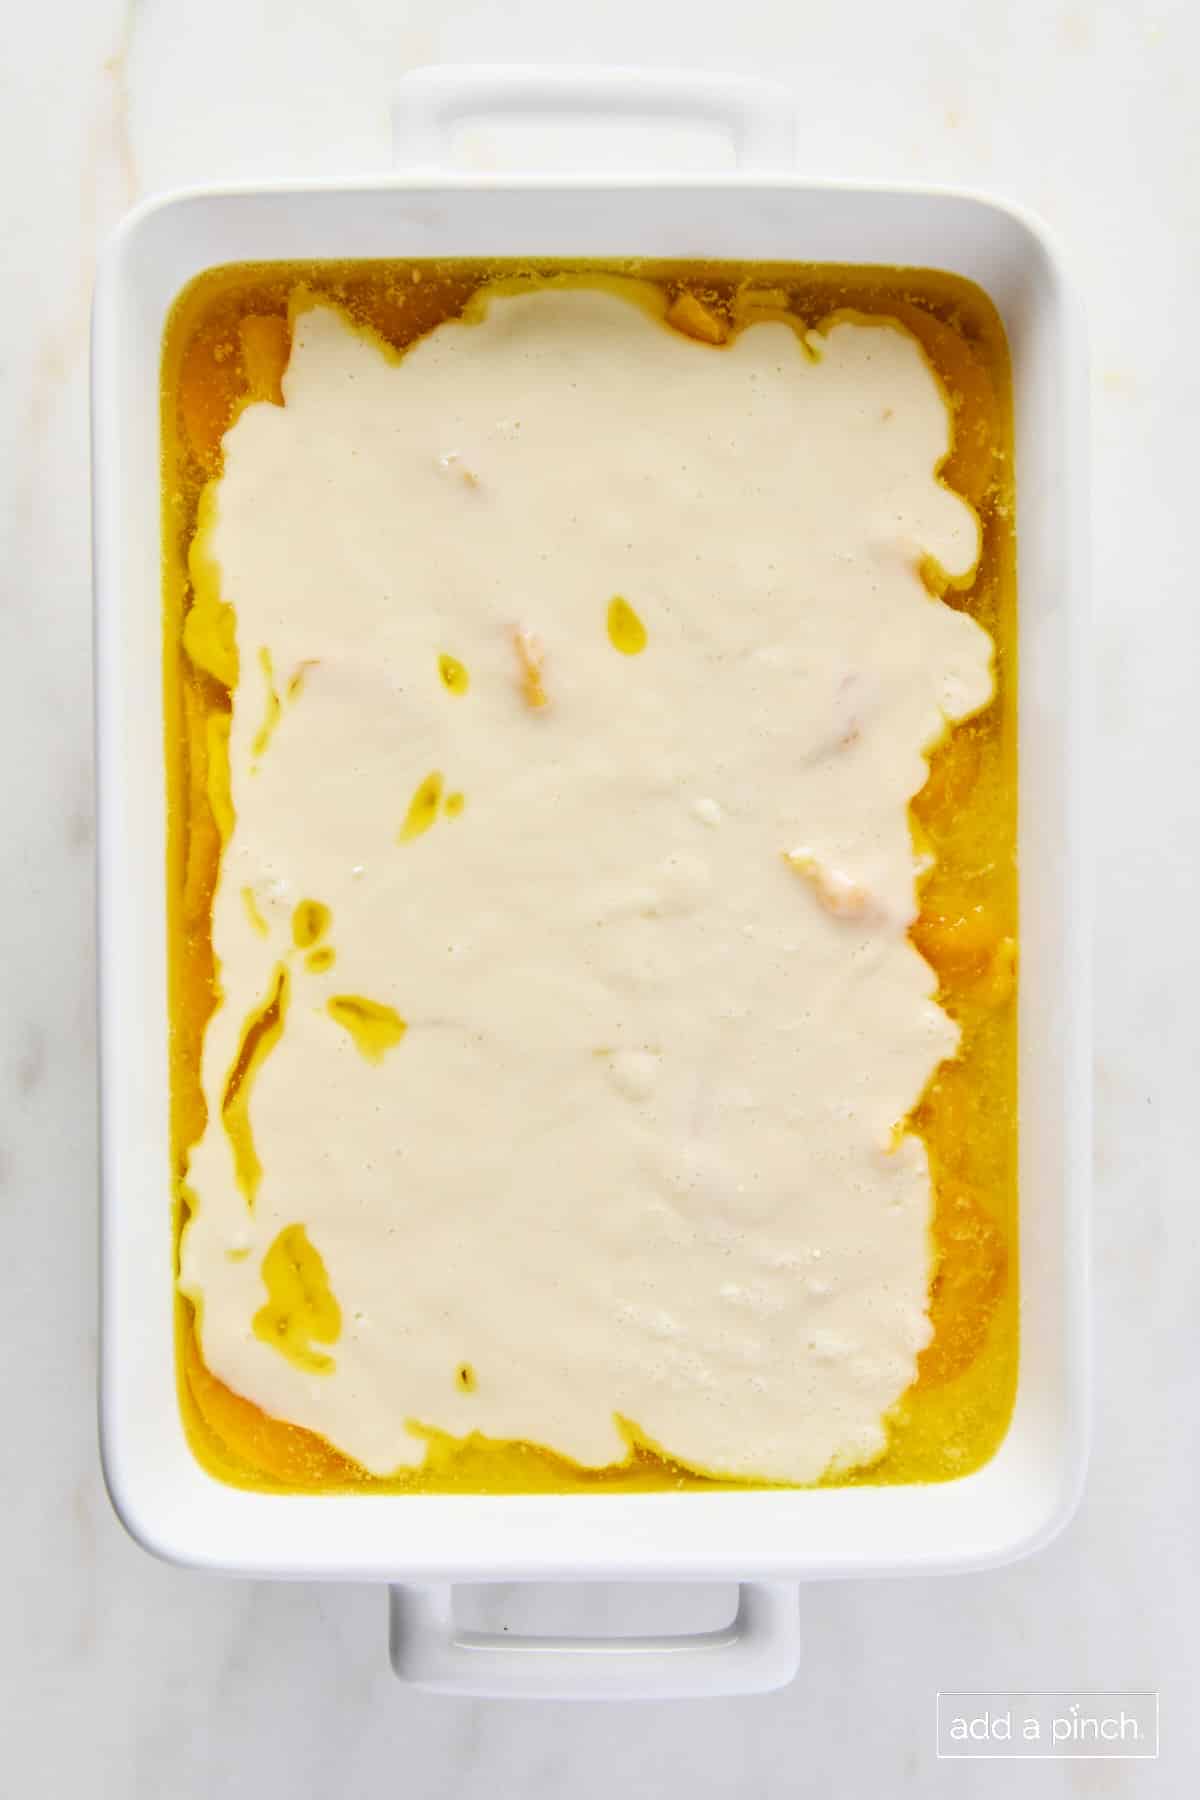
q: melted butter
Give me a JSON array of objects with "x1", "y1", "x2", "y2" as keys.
[
  {"x1": 513, "y1": 628, "x2": 549, "y2": 710},
  {"x1": 251, "y1": 647, "x2": 281, "y2": 761},
  {"x1": 305, "y1": 946, "x2": 336, "y2": 974},
  {"x1": 916, "y1": 1183, "x2": 1007, "y2": 1386},
  {"x1": 182, "y1": 485, "x2": 239, "y2": 689},
  {"x1": 238, "y1": 314, "x2": 289, "y2": 406},
  {"x1": 398, "y1": 771, "x2": 444, "y2": 841},
  {"x1": 220, "y1": 964, "x2": 289, "y2": 1206},
  {"x1": 287, "y1": 658, "x2": 319, "y2": 701},
  {"x1": 326, "y1": 994, "x2": 408, "y2": 1062},
  {"x1": 665, "y1": 290, "x2": 729, "y2": 346},
  {"x1": 179, "y1": 1298, "x2": 360, "y2": 1487},
  {"x1": 438, "y1": 652, "x2": 469, "y2": 695},
  {"x1": 252, "y1": 1224, "x2": 342, "y2": 1373},
  {"x1": 444, "y1": 791, "x2": 465, "y2": 818},
  {"x1": 204, "y1": 714, "x2": 235, "y2": 846},
  {"x1": 241, "y1": 885, "x2": 269, "y2": 937},
  {"x1": 607, "y1": 595, "x2": 648, "y2": 656},
  {"x1": 456, "y1": 1362, "x2": 477, "y2": 1393},
  {"x1": 291, "y1": 899, "x2": 331, "y2": 949},
  {"x1": 163, "y1": 257, "x2": 1017, "y2": 1495}
]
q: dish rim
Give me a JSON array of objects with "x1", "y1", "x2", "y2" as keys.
[{"x1": 93, "y1": 171, "x2": 1090, "y2": 1581}]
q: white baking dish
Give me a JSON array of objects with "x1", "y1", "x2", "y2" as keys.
[{"x1": 92, "y1": 66, "x2": 1090, "y2": 1699}]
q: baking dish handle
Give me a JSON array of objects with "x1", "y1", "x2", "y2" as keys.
[
  {"x1": 388, "y1": 1581, "x2": 800, "y2": 1699},
  {"x1": 392, "y1": 65, "x2": 795, "y2": 172}
]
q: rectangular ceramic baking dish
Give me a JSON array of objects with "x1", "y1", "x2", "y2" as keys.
[{"x1": 92, "y1": 65, "x2": 1091, "y2": 1699}]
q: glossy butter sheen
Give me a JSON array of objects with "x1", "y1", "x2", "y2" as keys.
[{"x1": 178, "y1": 286, "x2": 993, "y2": 1482}]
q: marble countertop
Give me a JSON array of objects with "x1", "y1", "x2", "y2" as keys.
[{"x1": 3, "y1": 0, "x2": 1195, "y2": 1791}]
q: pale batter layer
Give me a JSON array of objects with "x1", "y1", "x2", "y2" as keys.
[{"x1": 178, "y1": 285, "x2": 993, "y2": 1483}]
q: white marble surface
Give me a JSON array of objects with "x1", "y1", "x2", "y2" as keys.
[{"x1": 2, "y1": 0, "x2": 1196, "y2": 1791}]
